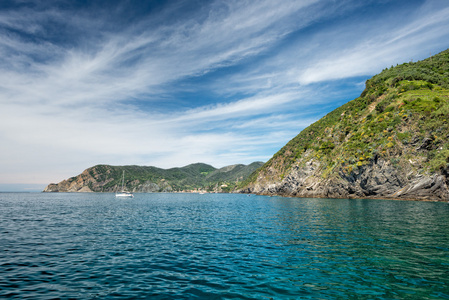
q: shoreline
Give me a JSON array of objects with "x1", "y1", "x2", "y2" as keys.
[{"x1": 39, "y1": 190, "x2": 449, "y2": 202}]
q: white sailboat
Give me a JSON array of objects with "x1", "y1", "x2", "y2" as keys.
[{"x1": 115, "y1": 170, "x2": 134, "y2": 198}]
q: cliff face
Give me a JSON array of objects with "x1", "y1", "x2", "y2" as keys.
[
  {"x1": 43, "y1": 166, "x2": 116, "y2": 192},
  {"x1": 244, "y1": 153, "x2": 449, "y2": 201},
  {"x1": 240, "y1": 49, "x2": 449, "y2": 201},
  {"x1": 44, "y1": 162, "x2": 263, "y2": 193},
  {"x1": 44, "y1": 169, "x2": 97, "y2": 192}
]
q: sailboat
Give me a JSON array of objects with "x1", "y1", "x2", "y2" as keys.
[{"x1": 115, "y1": 170, "x2": 134, "y2": 198}]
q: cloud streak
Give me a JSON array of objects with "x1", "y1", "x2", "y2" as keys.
[
  {"x1": 0, "y1": 0, "x2": 448, "y2": 185},
  {"x1": 297, "y1": 4, "x2": 449, "y2": 85}
]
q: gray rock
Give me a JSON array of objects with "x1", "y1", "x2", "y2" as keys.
[{"x1": 245, "y1": 158, "x2": 449, "y2": 201}]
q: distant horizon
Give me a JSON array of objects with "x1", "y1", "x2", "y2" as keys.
[
  {"x1": 1, "y1": 0, "x2": 449, "y2": 185},
  {"x1": 0, "y1": 184, "x2": 47, "y2": 193},
  {"x1": 0, "y1": 161, "x2": 266, "y2": 191}
]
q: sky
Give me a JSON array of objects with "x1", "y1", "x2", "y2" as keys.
[{"x1": 1, "y1": 0, "x2": 449, "y2": 191}]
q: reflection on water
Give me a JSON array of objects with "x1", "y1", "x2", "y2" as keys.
[{"x1": 0, "y1": 193, "x2": 448, "y2": 299}]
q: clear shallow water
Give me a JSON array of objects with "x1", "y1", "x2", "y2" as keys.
[{"x1": 0, "y1": 193, "x2": 448, "y2": 299}]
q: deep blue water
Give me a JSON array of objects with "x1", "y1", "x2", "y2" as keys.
[{"x1": 0, "y1": 193, "x2": 448, "y2": 299}]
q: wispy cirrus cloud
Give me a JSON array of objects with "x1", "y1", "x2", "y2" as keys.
[
  {"x1": 0, "y1": 0, "x2": 448, "y2": 186},
  {"x1": 296, "y1": 2, "x2": 449, "y2": 85},
  {"x1": 0, "y1": 0, "x2": 322, "y2": 104}
]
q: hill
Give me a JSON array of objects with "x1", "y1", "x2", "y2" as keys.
[
  {"x1": 43, "y1": 162, "x2": 264, "y2": 193},
  {"x1": 239, "y1": 49, "x2": 449, "y2": 201}
]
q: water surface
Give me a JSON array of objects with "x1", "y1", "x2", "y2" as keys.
[{"x1": 0, "y1": 193, "x2": 448, "y2": 299}]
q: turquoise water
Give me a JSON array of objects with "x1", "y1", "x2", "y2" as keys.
[{"x1": 0, "y1": 193, "x2": 448, "y2": 299}]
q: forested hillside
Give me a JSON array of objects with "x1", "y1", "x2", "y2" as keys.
[
  {"x1": 240, "y1": 49, "x2": 449, "y2": 201},
  {"x1": 44, "y1": 162, "x2": 263, "y2": 193}
]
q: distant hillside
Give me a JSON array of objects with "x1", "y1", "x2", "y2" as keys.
[
  {"x1": 44, "y1": 162, "x2": 264, "y2": 193},
  {"x1": 239, "y1": 49, "x2": 449, "y2": 201}
]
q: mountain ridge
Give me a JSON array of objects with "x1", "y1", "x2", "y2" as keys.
[
  {"x1": 44, "y1": 162, "x2": 264, "y2": 193},
  {"x1": 239, "y1": 49, "x2": 449, "y2": 201}
]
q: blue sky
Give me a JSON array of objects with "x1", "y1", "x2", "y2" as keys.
[{"x1": 1, "y1": 0, "x2": 449, "y2": 190}]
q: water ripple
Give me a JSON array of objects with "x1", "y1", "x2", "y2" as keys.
[{"x1": 0, "y1": 193, "x2": 448, "y2": 299}]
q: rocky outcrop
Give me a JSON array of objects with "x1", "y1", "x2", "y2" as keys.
[
  {"x1": 43, "y1": 169, "x2": 98, "y2": 192},
  {"x1": 243, "y1": 157, "x2": 449, "y2": 201},
  {"x1": 239, "y1": 50, "x2": 449, "y2": 201}
]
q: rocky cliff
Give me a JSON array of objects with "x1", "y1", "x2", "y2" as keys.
[
  {"x1": 240, "y1": 49, "x2": 449, "y2": 201},
  {"x1": 44, "y1": 162, "x2": 263, "y2": 193}
]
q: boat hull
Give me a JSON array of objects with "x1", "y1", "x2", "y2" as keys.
[{"x1": 115, "y1": 193, "x2": 134, "y2": 198}]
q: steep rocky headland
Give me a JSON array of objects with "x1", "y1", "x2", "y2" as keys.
[
  {"x1": 44, "y1": 162, "x2": 263, "y2": 193},
  {"x1": 239, "y1": 49, "x2": 449, "y2": 201}
]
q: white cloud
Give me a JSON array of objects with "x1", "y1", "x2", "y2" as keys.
[
  {"x1": 0, "y1": 0, "x2": 448, "y2": 185},
  {"x1": 297, "y1": 3, "x2": 449, "y2": 85}
]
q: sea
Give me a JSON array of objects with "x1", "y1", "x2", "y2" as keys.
[{"x1": 0, "y1": 192, "x2": 448, "y2": 299}]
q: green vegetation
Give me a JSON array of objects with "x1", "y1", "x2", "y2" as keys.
[
  {"x1": 59, "y1": 162, "x2": 264, "y2": 193},
  {"x1": 240, "y1": 49, "x2": 449, "y2": 188}
]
